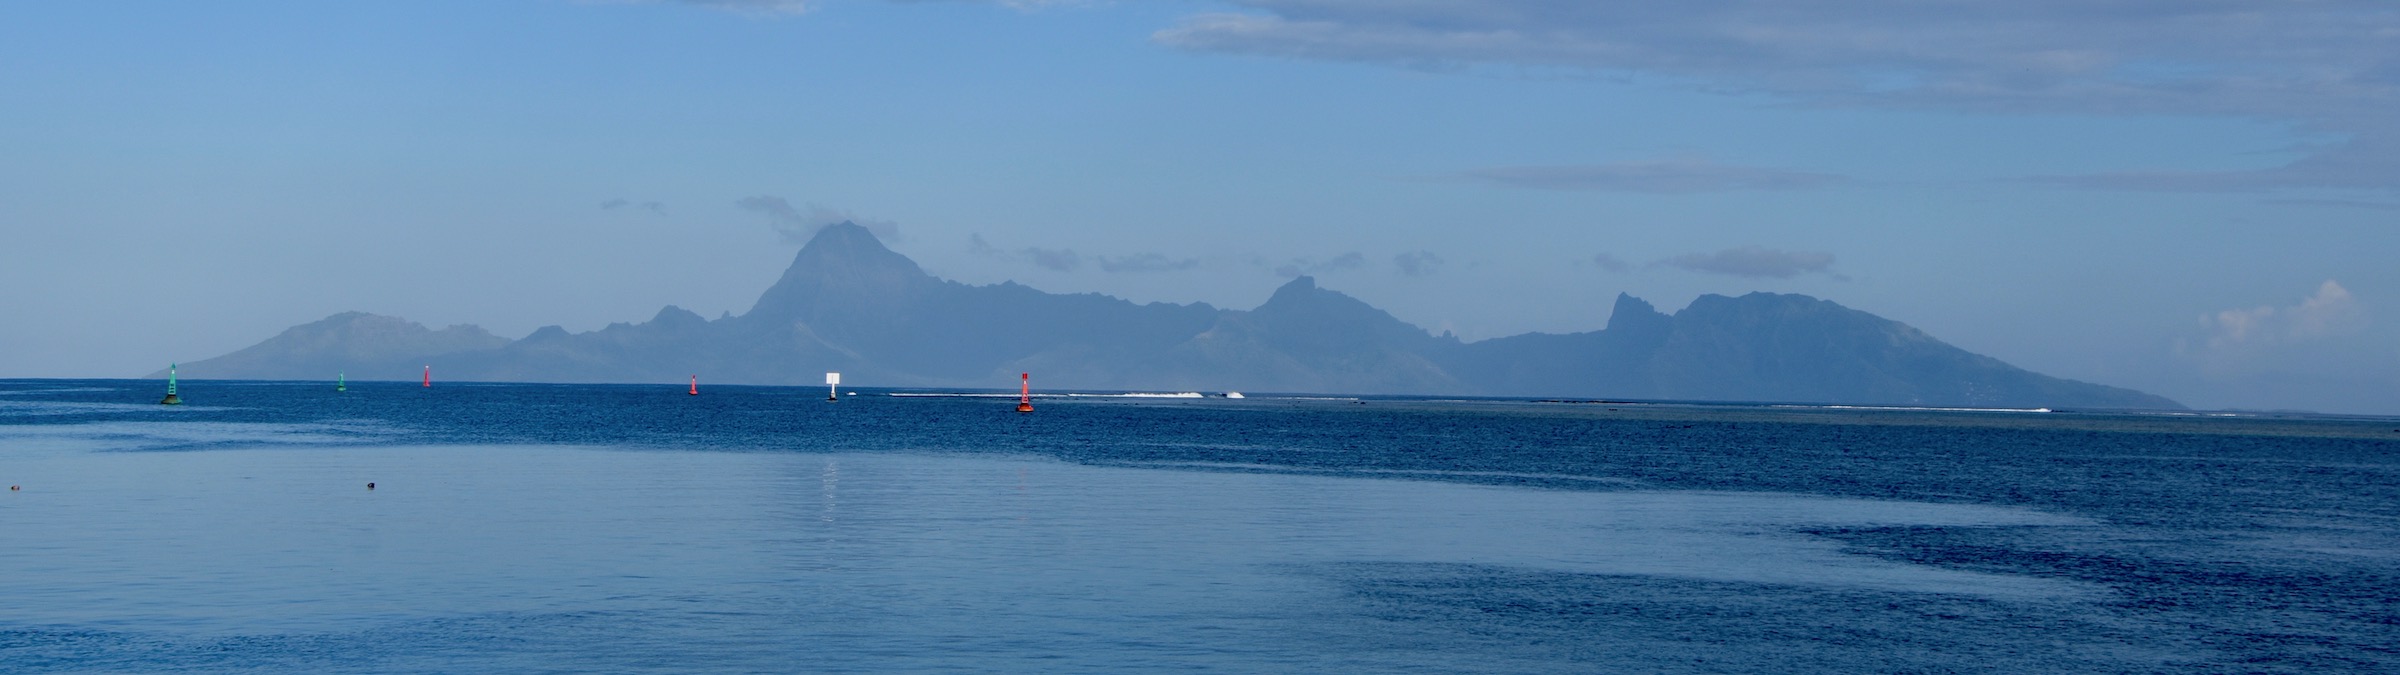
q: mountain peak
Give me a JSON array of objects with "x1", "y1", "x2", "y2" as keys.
[
  {"x1": 801, "y1": 221, "x2": 885, "y2": 252},
  {"x1": 747, "y1": 222, "x2": 930, "y2": 320},
  {"x1": 1606, "y1": 292, "x2": 1672, "y2": 335}
]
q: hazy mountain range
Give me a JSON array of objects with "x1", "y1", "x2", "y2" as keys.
[{"x1": 164, "y1": 222, "x2": 2180, "y2": 409}]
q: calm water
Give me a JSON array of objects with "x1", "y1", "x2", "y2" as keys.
[{"x1": 1, "y1": 380, "x2": 2395, "y2": 673}]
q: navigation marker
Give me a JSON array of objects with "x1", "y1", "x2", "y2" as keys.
[
  {"x1": 690, "y1": 375, "x2": 699, "y2": 396},
  {"x1": 1016, "y1": 373, "x2": 1033, "y2": 413},
  {"x1": 826, "y1": 372, "x2": 840, "y2": 401},
  {"x1": 161, "y1": 363, "x2": 181, "y2": 405},
  {"x1": 337, "y1": 372, "x2": 346, "y2": 392},
  {"x1": 423, "y1": 365, "x2": 431, "y2": 388}
]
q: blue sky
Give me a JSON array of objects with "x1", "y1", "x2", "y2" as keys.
[{"x1": 3, "y1": 0, "x2": 2395, "y2": 413}]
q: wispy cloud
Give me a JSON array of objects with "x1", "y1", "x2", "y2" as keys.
[
  {"x1": 1659, "y1": 245, "x2": 1841, "y2": 280},
  {"x1": 1156, "y1": 1, "x2": 2400, "y2": 192},
  {"x1": 1393, "y1": 250, "x2": 1443, "y2": 277},
  {"x1": 1590, "y1": 252, "x2": 1631, "y2": 273},
  {"x1": 736, "y1": 196, "x2": 900, "y2": 243},
  {"x1": 636, "y1": 0, "x2": 1080, "y2": 16},
  {"x1": 652, "y1": 0, "x2": 816, "y2": 14},
  {"x1": 601, "y1": 198, "x2": 666, "y2": 214},
  {"x1": 1273, "y1": 251, "x2": 1365, "y2": 278},
  {"x1": 1462, "y1": 159, "x2": 1845, "y2": 194},
  {"x1": 968, "y1": 234, "x2": 1200, "y2": 274},
  {"x1": 1022, "y1": 246, "x2": 1082, "y2": 271},
  {"x1": 1099, "y1": 253, "x2": 1202, "y2": 273},
  {"x1": 2264, "y1": 197, "x2": 2400, "y2": 211}
]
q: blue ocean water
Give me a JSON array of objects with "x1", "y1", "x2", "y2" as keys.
[{"x1": 1, "y1": 380, "x2": 2395, "y2": 673}]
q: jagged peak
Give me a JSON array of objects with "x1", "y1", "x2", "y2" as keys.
[
  {"x1": 651, "y1": 305, "x2": 706, "y2": 325},
  {"x1": 1607, "y1": 293, "x2": 1664, "y2": 326}
]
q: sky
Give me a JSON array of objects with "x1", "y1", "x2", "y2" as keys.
[{"x1": 2, "y1": 0, "x2": 2395, "y2": 414}]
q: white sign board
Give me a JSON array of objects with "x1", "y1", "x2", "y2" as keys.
[{"x1": 825, "y1": 372, "x2": 841, "y2": 385}]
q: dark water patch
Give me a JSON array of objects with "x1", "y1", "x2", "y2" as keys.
[{"x1": 1301, "y1": 562, "x2": 2200, "y2": 674}]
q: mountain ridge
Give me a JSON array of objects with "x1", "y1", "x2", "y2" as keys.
[{"x1": 165, "y1": 222, "x2": 2182, "y2": 409}]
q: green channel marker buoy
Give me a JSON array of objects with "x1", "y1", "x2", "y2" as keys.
[
  {"x1": 337, "y1": 372, "x2": 346, "y2": 392},
  {"x1": 161, "y1": 363, "x2": 182, "y2": 405}
]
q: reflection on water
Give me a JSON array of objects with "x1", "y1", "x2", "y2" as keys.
[
  {"x1": 3, "y1": 381, "x2": 2395, "y2": 673},
  {"x1": 3, "y1": 437, "x2": 2099, "y2": 672}
]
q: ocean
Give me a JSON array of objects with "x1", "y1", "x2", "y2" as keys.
[{"x1": 2, "y1": 379, "x2": 2395, "y2": 673}]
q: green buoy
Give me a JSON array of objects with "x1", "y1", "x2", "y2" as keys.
[
  {"x1": 161, "y1": 363, "x2": 182, "y2": 405},
  {"x1": 337, "y1": 372, "x2": 346, "y2": 392}
]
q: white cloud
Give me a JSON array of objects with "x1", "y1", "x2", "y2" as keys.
[
  {"x1": 1156, "y1": 0, "x2": 2400, "y2": 192},
  {"x1": 2201, "y1": 280, "x2": 2364, "y2": 351},
  {"x1": 2180, "y1": 280, "x2": 2382, "y2": 387}
]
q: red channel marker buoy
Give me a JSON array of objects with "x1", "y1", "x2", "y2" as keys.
[{"x1": 1016, "y1": 372, "x2": 1034, "y2": 413}]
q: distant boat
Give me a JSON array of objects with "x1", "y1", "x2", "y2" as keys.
[{"x1": 1224, "y1": 392, "x2": 1244, "y2": 399}]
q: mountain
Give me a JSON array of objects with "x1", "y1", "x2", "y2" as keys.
[
  {"x1": 158, "y1": 312, "x2": 507, "y2": 381},
  {"x1": 170, "y1": 222, "x2": 2182, "y2": 409}
]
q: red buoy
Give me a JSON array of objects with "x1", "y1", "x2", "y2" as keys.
[
  {"x1": 1016, "y1": 372, "x2": 1034, "y2": 413},
  {"x1": 423, "y1": 365, "x2": 431, "y2": 388},
  {"x1": 689, "y1": 375, "x2": 699, "y2": 396}
]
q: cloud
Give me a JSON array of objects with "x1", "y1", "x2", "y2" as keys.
[
  {"x1": 736, "y1": 196, "x2": 900, "y2": 243},
  {"x1": 602, "y1": 198, "x2": 666, "y2": 214},
  {"x1": 1660, "y1": 245, "x2": 1841, "y2": 280},
  {"x1": 2263, "y1": 197, "x2": 2400, "y2": 211},
  {"x1": 1463, "y1": 159, "x2": 1845, "y2": 193},
  {"x1": 2182, "y1": 280, "x2": 2377, "y2": 380},
  {"x1": 2199, "y1": 280, "x2": 2364, "y2": 352},
  {"x1": 647, "y1": 0, "x2": 817, "y2": 15},
  {"x1": 1021, "y1": 246, "x2": 1083, "y2": 272},
  {"x1": 1154, "y1": 1, "x2": 2400, "y2": 192},
  {"x1": 1590, "y1": 252, "x2": 1631, "y2": 272},
  {"x1": 969, "y1": 234, "x2": 1200, "y2": 274},
  {"x1": 637, "y1": 0, "x2": 1079, "y2": 16},
  {"x1": 1394, "y1": 250, "x2": 1443, "y2": 277},
  {"x1": 1273, "y1": 251, "x2": 1366, "y2": 278},
  {"x1": 1098, "y1": 253, "x2": 1201, "y2": 273},
  {"x1": 968, "y1": 233, "x2": 1008, "y2": 258}
]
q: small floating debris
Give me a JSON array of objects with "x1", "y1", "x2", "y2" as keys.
[{"x1": 366, "y1": 482, "x2": 376, "y2": 490}]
